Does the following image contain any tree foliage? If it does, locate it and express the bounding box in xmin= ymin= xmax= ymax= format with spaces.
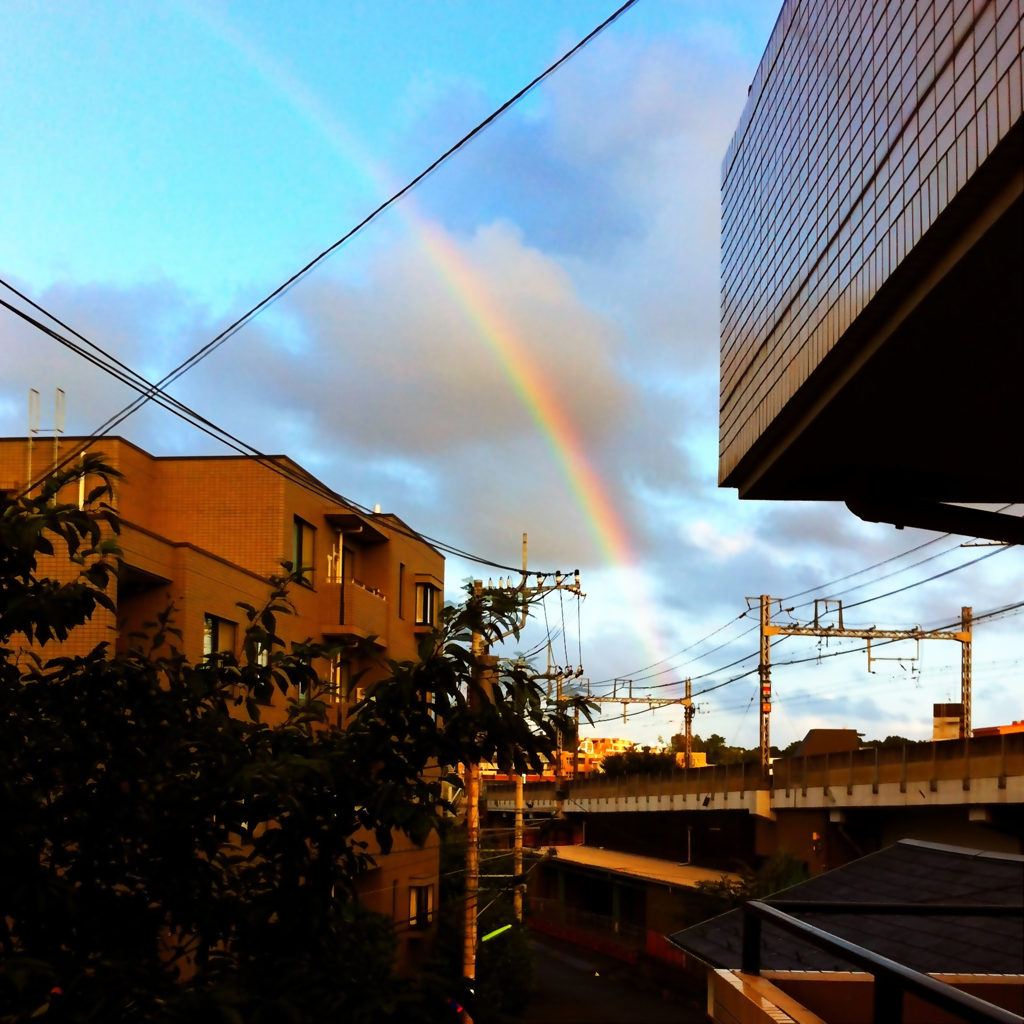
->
xmin=691 ymin=849 xmax=810 ymax=909
xmin=0 ymin=458 xmax=588 ymax=1023
xmin=600 ymin=747 xmax=677 ymax=776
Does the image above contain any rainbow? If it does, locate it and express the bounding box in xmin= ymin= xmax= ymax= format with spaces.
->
xmin=414 ymin=221 xmax=632 ymax=566
xmin=183 ymin=3 xmax=665 ymax=665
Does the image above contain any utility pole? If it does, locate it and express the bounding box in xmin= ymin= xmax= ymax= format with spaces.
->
xmin=758 ymin=595 xmax=772 ymax=784
xmin=463 ymin=579 xmax=483 ymax=1022
xmin=582 ymin=676 xmax=692 ymax=722
xmin=572 ymin=705 xmax=580 ymax=781
xmin=962 ymin=606 xmax=972 ymax=737
xmin=751 ymin=595 xmax=974 ymax=771
xmin=683 ymin=678 xmax=695 ymax=769
xmin=471 ymin=545 xmax=584 ymax=937
xmin=513 ymin=535 xmax=526 ymax=923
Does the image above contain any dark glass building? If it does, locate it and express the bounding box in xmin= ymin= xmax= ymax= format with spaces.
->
xmin=719 ymin=0 xmax=1022 ymax=539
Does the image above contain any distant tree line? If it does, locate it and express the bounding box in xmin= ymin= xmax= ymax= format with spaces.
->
xmin=601 ymin=731 xmax=919 ymax=775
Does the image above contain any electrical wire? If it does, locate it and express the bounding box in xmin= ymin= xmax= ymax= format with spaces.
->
xmin=590 ymin=612 xmax=750 ymax=685
xmin=577 ymin=593 xmax=583 ymax=672
xmin=0 ymin=291 xmax=577 ymax=575
xmin=583 ymin=600 xmax=1024 ymax=723
xmin=780 ymin=534 xmax=951 ymax=600
xmin=600 ymin=508 xmax=1018 ymax=686
xmin=558 ymin=587 xmax=570 ymax=669
xmin=622 ymin=544 xmax=1017 ymax=698
xmin=5 ymin=0 xmax=640 ymax=503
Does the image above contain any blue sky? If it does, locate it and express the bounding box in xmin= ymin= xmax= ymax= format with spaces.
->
xmin=2 ymin=1 xmax=1020 ymax=748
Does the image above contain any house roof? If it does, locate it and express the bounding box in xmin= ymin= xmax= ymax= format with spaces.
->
xmin=790 ymin=728 xmax=862 ymax=757
xmin=542 ymin=845 xmax=742 ymax=890
xmin=669 ymin=840 xmax=1024 ymax=974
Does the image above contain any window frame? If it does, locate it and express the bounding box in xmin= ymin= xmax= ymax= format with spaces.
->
xmin=414 ymin=582 xmax=438 ymax=626
xmin=408 ymin=883 xmax=434 ymax=929
xmin=203 ymin=613 xmax=237 ymax=658
xmin=292 ymin=515 xmax=317 ymax=587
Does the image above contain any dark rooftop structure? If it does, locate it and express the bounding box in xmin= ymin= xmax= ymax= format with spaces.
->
xmin=669 ymin=838 xmax=1024 ymax=974
xmin=789 ymin=728 xmax=863 ymax=758
xmin=719 ymin=0 xmax=1024 ymax=541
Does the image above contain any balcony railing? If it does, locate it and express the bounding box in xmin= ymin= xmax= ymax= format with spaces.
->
xmin=321 ymin=579 xmax=388 ymax=646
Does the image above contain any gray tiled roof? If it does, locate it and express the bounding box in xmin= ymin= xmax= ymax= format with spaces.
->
xmin=668 ymin=840 xmax=1024 ymax=974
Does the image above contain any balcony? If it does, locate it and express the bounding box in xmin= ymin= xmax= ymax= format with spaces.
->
xmin=321 ymin=579 xmax=388 ymax=647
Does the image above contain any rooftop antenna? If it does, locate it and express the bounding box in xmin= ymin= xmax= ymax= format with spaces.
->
xmin=27 ymin=389 xmax=40 ymax=496
xmin=27 ymin=389 xmax=65 ymax=500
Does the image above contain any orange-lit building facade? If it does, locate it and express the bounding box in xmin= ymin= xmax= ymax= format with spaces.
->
xmin=0 ymin=434 xmax=444 ymax=970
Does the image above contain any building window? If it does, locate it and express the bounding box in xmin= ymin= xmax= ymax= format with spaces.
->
xmin=415 ymin=583 xmax=438 ymax=626
xmin=328 ymin=658 xmax=351 ymax=704
xmin=203 ymin=614 xmax=237 ymax=658
xmin=398 ymin=563 xmax=406 ymax=619
xmin=293 ymin=516 xmax=316 ymax=586
xmin=409 ymin=884 xmax=434 ymax=929
xmin=253 ymin=644 xmax=273 ymax=704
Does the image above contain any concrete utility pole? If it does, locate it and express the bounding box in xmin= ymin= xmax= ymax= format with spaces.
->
xmin=683 ymin=678 xmax=695 ymax=769
xmin=513 ymin=535 xmax=527 ymax=923
xmin=752 ymin=595 xmax=975 ymax=772
xmin=758 ymin=595 xmax=772 ymax=784
xmin=554 ymin=668 xmax=565 ymax=818
xmin=962 ymin=606 xmax=972 ymax=737
xmin=462 ymin=580 xmax=483 ymax=1022
xmin=469 ymin=543 xmax=584 ymax=944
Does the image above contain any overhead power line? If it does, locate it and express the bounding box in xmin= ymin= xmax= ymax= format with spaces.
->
xmin=602 ymin=515 xmax=1018 ymax=692
xmin=602 ymin=528 xmax=997 ymax=686
xmin=1 ymin=0 xmax=641 ymax=575
xmin=7 ymin=0 xmax=639 ymax=496
xmin=601 ymin=545 xmax=1017 ymax=700
xmin=780 ymin=534 xmax=951 ymax=601
xmin=0 ymin=289 xmax=556 ymax=574
xmin=586 ymin=599 xmax=1024 ymax=724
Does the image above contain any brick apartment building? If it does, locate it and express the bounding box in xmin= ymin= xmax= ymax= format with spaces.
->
xmin=0 ymin=434 xmax=445 ymax=970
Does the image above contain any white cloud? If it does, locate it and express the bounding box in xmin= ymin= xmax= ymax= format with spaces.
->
xmin=687 ymin=520 xmax=753 ymax=559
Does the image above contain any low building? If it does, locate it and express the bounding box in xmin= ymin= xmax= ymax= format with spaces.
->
xmin=527 ymin=844 xmax=742 ymax=971
xmin=0 ymin=434 xmax=444 ymax=970
xmin=934 ymin=702 xmax=967 ymax=740
xmin=670 ymin=839 xmax=1024 ymax=1022
xmin=976 ymin=719 xmax=1024 ymax=737
xmin=481 ymin=735 xmax=635 ymax=780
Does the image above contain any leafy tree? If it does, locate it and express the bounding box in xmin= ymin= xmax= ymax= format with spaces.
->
xmin=600 ymin=746 xmax=677 ymax=776
xmin=859 ymin=735 xmax=913 ymax=748
xmin=692 ymin=850 xmax=810 ymax=909
xmin=666 ymin=732 xmax=761 ymax=766
xmin=0 ymin=457 xmax=588 ymax=1023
